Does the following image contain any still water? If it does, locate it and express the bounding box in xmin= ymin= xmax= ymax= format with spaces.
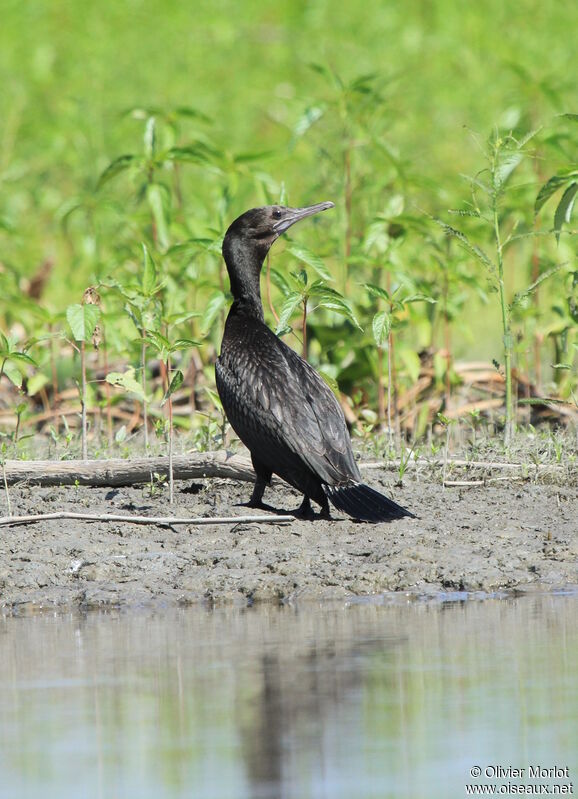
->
xmin=1 ymin=593 xmax=576 ymax=799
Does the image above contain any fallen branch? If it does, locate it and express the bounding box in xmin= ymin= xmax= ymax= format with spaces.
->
xmin=364 ymin=458 xmax=566 ymax=474
xmin=443 ymin=476 xmax=525 ymax=487
xmin=2 ymin=451 xmax=255 ymax=487
xmin=0 ymin=510 xmax=294 ymax=528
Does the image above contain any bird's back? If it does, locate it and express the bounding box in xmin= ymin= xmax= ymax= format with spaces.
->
xmin=216 ymin=311 xmax=361 ymax=493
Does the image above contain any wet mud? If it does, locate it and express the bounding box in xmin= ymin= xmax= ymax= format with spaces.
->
xmin=1 ymin=468 xmax=576 ymax=610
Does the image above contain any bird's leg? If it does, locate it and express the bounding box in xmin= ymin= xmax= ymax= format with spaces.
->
xmin=246 ymin=474 xmax=269 ymax=508
xmin=292 ymin=495 xmax=317 ymax=520
xmin=244 ymin=458 xmax=276 ymax=510
xmin=318 ymin=494 xmax=332 ymax=520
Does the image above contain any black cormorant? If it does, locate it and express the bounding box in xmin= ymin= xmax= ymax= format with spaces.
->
xmin=215 ymin=202 xmax=414 ymax=522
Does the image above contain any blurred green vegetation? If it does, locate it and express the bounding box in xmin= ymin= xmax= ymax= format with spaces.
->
xmin=0 ymin=0 xmax=576 ymax=450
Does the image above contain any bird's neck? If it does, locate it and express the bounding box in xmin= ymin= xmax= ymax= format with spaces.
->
xmin=224 ymin=238 xmax=266 ymax=322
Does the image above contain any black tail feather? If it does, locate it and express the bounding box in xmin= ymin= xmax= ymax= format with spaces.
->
xmin=323 ymin=482 xmax=415 ymax=523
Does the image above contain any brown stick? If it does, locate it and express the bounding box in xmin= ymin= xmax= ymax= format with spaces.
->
xmin=363 ymin=458 xmax=566 ymax=474
xmin=1 ymin=452 xmax=256 ymax=487
xmin=0 ymin=510 xmax=294 ymax=528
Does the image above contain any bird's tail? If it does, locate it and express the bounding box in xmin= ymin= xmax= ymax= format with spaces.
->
xmin=323 ymin=482 xmax=415 ymax=523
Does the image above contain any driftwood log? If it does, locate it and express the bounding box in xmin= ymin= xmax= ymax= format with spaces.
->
xmin=1 ymin=452 xmax=256 ymax=487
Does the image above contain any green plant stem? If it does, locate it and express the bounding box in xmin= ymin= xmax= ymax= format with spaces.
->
xmin=442 ymin=423 xmax=451 ymax=484
xmin=377 ymin=346 xmax=386 ymax=426
xmin=166 ymin=355 xmax=174 ymax=505
xmin=344 ymin=144 xmax=352 ymax=291
xmin=492 ymin=200 xmax=514 ymax=445
xmin=302 ymin=300 xmax=308 ymax=361
xmin=81 ymin=340 xmax=88 ymax=460
xmin=102 ymin=327 xmax=113 ymax=449
xmin=1 ymin=460 xmax=12 ymax=517
xmin=49 ymin=323 xmax=58 ymax=400
xmin=443 ymin=260 xmax=452 ymax=409
xmin=141 ymin=338 xmax=149 ymax=451
xmin=387 ymin=338 xmax=393 ymax=449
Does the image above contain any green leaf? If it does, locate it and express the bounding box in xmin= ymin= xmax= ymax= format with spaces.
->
xmin=275 ymin=292 xmax=302 ymax=335
xmin=2 ymin=360 xmax=23 ymax=388
xmin=383 ymin=194 xmax=404 ymax=218
xmin=203 ymin=386 xmax=223 ymax=411
xmin=165 ymin=145 xmax=215 ymax=166
xmin=447 ymin=208 xmax=481 ymax=218
xmin=168 ymin=237 xmax=223 ymax=256
xmin=317 ymin=299 xmax=362 ymax=329
xmin=372 ymin=310 xmax=391 ymax=346
xmin=287 ymin=244 xmax=332 ymax=281
xmin=403 ymin=293 xmax=437 ymax=304
xmin=26 ymin=371 xmax=49 ymax=396
xmin=433 ymin=218 xmax=496 ymax=276
xmin=399 ymin=348 xmax=422 ymax=384
xmin=161 ymin=370 xmax=184 ymax=406
xmin=106 ymin=368 xmax=147 ymax=402
xmin=147 ymin=182 xmax=170 ymax=250
xmin=66 ymin=304 xmax=101 ymax=342
xmin=494 ymin=150 xmax=523 ymax=189
xmin=144 ymin=116 xmax=156 ymax=159
xmin=269 ymin=268 xmax=292 ymax=297
xmin=233 ymin=150 xmax=274 ymax=164
xmin=310 ymin=287 xmax=362 ymax=328
xmin=364 ymin=283 xmax=391 ymax=302
xmin=363 ymin=221 xmax=391 ymax=255
xmin=115 ymin=425 xmax=128 ymax=444
xmin=168 ymin=369 xmax=184 ymax=394
xmin=165 ymin=311 xmax=200 ymax=326
xmin=535 ymin=172 xmax=578 ymax=215
xmin=174 ymin=106 xmax=213 ymax=123
xmin=554 ymin=182 xmax=578 ymax=243
xmin=4 ymin=351 xmax=37 ymax=367
xmin=141 ymin=243 xmax=157 ymax=296
xmin=145 ymin=330 xmax=171 ymax=355
xmin=317 ymin=369 xmax=340 ymax=396
xmin=201 ymin=290 xmax=227 ymax=332
xmin=171 ymin=338 xmax=198 ymax=352
xmin=293 ymin=105 xmax=326 ymax=138
xmin=510 ymin=263 xmax=564 ymax=308
xmin=97 ymin=154 xmax=136 ymax=189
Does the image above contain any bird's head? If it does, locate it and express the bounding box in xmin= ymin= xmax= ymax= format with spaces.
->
xmin=222 ymin=201 xmax=334 ymax=267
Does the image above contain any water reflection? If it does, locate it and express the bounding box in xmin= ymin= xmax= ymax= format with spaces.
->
xmin=0 ymin=594 xmax=576 ymax=799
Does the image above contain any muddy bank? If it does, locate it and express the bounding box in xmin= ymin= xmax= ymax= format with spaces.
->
xmin=1 ymin=468 xmax=576 ymax=609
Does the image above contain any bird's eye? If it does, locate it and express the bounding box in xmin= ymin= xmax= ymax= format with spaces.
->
xmin=272 ymin=209 xmax=282 ymax=219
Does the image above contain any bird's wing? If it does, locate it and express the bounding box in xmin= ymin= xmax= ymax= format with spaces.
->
xmin=216 ymin=320 xmax=360 ymax=486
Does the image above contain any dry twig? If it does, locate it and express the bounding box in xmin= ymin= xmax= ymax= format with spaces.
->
xmin=0 ymin=510 xmax=294 ymax=528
